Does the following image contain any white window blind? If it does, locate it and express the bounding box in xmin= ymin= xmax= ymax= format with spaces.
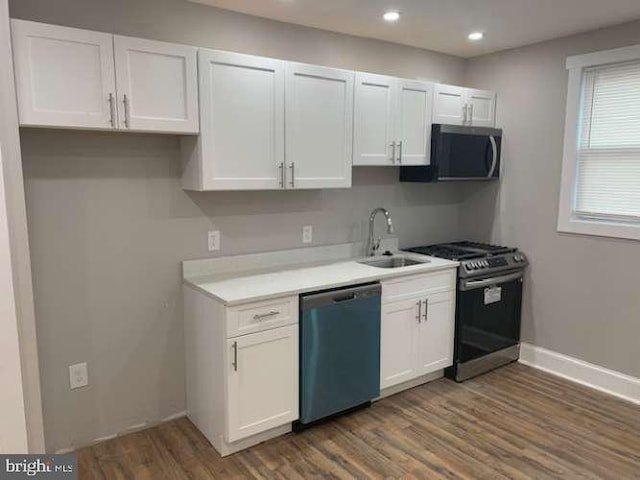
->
xmin=576 ymin=60 xmax=640 ymax=222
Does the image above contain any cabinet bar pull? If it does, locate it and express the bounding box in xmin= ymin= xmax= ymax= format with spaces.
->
xmin=108 ymin=93 xmax=115 ymax=127
xmin=279 ymin=162 xmax=285 ymax=188
xmin=232 ymin=341 xmax=238 ymax=371
xmin=423 ymin=299 xmax=428 ymax=320
xmin=416 ymin=300 xmax=421 ymax=323
xmin=123 ymin=94 xmax=131 ymax=128
xmin=462 ymin=104 xmax=468 ymax=125
xmin=289 ymin=162 xmax=295 ymax=188
xmin=253 ymin=311 xmax=280 ymax=320
xmin=390 ymin=141 xmax=397 ymax=163
xmin=398 ymin=140 xmax=403 ymax=164
xmin=469 ymin=104 xmax=474 ymax=124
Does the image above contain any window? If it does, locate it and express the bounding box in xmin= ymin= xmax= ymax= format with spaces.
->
xmin=558 ymin=45 xmax=640 ymax=240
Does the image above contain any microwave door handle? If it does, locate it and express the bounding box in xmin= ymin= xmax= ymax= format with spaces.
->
xmin=487 ymin=135 xmax=498 ymax=178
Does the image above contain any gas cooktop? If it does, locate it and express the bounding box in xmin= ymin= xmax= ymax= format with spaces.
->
xmin=404 ymin=241 xmax=526 ymax=278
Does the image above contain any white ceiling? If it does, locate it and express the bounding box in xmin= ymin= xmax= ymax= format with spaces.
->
xmin=189 ymin=0 xmax=640 ymax=57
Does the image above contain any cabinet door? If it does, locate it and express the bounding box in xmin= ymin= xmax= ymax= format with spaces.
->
xmin=380 ymin=298 xmax=420 ymax=389
xmin=417 ymin=291 xmax=455 ymax=375
xmin=466 ymin=88 xmax=496 ymax=127
xmin=432 ymin=83 xmax=466 ymax=126
xmin=226 ymin=325 xmax=298 ymax=443
xmin=353 ymin=72 xmax=396 ymax=166
xmin=114 ymin=36 xmax=198 ymax=133
xmin=11 ymin=20 xmax=116 ymax=130
xmin=395 ymin=79 xmax=433 ymax=166
xmin=199 ymin=49 xmax=285 ymax=190
xmin=285 ymin=63 xmax=353 ymax=189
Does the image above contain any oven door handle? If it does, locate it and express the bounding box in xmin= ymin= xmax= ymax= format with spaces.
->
xmin=460 ymin=271 xmax=524 ymax=291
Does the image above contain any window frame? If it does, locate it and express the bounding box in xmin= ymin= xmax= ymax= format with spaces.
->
xmin=558 ymin=44 xmax=640 ymax=241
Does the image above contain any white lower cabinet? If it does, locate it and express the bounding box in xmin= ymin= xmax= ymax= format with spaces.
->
xmin=380 ymin=272 xmax=456 ymax=390
xmin=226 ymin=325 xmax=299 ymax=443
xmin=184 ymin=287 xmax=299 ymax=456
xmin=381 ymin=298 xmax=420 ymax=388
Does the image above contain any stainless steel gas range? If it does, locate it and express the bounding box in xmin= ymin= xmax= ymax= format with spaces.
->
xmin=405 ymin=241 xmax=528 ymax=382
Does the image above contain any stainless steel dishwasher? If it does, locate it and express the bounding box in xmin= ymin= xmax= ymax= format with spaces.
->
xmin=297 ymin=282 xmax=381 ymax=428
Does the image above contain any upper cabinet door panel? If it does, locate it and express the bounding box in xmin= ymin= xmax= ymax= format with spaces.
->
xmin=285 ymin=63 xmax=353 ymax=189
xmin=466 ymin=88 xmax=496 ymax=127
xmin=432 ymin=83 xmax=466 ymax=126
xmin=11 ymin=20 xmax=116 ymax=130
xmin=114 ymin=36 xmax=198 ymax=133
xmin=353 ymin=72 xmax=396 ymax=166
xmin=395 ymin=79 xmax=433 ymax=166
xmin=199 ymin=50 xmax=285 ymax=190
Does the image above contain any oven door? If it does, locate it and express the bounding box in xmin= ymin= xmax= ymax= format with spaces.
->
xmin=432 ymin=124 xmax=502 ymax=180
xmin=455 ymin=270 xmax=523 ymax=364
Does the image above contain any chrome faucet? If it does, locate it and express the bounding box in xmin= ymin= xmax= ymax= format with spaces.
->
xmin=366 ymin=207 xmax=394 ymax=256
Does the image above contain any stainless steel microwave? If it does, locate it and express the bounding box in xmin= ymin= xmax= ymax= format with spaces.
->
xmin=400 ymin=124 xmax=502 ymax=182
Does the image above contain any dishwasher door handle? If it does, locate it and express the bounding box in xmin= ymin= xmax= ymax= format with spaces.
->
xmin=333 ymin=293 xmax=357 ymax=303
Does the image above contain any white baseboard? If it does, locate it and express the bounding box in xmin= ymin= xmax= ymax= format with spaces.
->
xmin=519 ymin=343 xmax=640 ymax=405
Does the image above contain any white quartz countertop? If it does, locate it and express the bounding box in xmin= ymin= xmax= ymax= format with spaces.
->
xmin=184 ymin=252 xmax=458 ymax=306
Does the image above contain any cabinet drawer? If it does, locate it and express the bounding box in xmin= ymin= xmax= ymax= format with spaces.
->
xmin=226 ymin=296 xmax=298 ymax=338
xmin=382 ymin=270 xmax=455 ymax=304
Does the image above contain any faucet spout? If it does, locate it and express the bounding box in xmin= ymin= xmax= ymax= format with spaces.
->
xmin=366 ymin=207 xmax=394 ymax=256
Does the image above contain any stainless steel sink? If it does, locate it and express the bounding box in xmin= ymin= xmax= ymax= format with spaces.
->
xmin=358 ymin=255 xmax=429 ymax=269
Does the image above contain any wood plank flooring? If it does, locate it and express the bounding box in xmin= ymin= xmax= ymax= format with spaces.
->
xmin=77 ymin=363 xmax=640 ymax=479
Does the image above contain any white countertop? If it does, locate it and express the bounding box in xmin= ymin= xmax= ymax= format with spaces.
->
xmin=184 ymin=252 xmax=458 ymax=306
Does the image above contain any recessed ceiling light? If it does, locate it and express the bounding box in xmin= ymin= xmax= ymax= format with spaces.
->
xmin=468 ymin=32 xmax=484 ymax=41
xmin=383 ymin=11 xmax=401 ymax=22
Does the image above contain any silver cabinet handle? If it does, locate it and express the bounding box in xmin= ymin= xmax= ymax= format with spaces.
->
xmin=416 ymin=300 xmax=421 ymax=323
xmin=462 ymin=104 xmax=468 ymax=125
xmin=289 ymin=162 xmax=295 ymax=188
xmin=469 ymin=103 xmax=474 ymax=125
xmin=232 ymin=341 xmax=238 ymax=371
xmin=253 ymin=311 xmax=279 ymax=320
xmin=279 ymin=162 xmax=285 ymax=188
xmin=108 ymin=93 xmax=116 ymax=127
xmin=398 ymin=140 xmax=403 ymax=164
xmin=422 ymin=299 xmax=428 ymax=321
xmin=123 ymin=94 xmax=130 ymax=128
xmin=390 ymin=141 xmax=397 ymax=163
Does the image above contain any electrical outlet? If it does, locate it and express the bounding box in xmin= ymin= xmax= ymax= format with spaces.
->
xmin=208 ymin=230 xmax=220 ymax=251
xmin=302 ymin=225 xmax=313 ymax=244
xmin=69 ymin=362 xmax=88 ymax=390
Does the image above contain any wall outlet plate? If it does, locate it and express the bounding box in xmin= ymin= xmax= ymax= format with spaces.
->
xmin=302 ymin=225 xmax=312 ymax=243
xmin=208 ymin=230 xmax=220 ymax=251
xmin=69 ymin=362 xmax=88 ymax=390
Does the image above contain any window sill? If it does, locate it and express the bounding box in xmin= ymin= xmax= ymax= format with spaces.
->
xmin=557 ymin=216 xmax=640 ymax=241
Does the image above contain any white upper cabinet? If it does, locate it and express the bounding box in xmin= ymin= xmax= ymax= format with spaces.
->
xmin=185 ymin=49 xmax=285 ymax=191
xmin=113 ymin=36 xmax=198 ymax=133
xmin=353 ymin=73 xmax=396 ymax=166
xmin=285 ymin=63 xmax=353 ymax=189
xmin=11 ymin=20 xmax=198 ymax=133
xmin=11 ymin=20 xmax=116 ymax=130
xmin=432 ymin=84 xmax=467 ymax=126
xmin=433 ymin=83 xmax=496 ymax=127
xmin=353 ymin=73 xmax=432 ymax=166
xmin=395 ymin=79 xmax=433 ymax=166
xmin=466 ymin=88 xmax=496 ymax=127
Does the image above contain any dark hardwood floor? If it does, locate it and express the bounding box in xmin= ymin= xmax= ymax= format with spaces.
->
xmin=77 ymin=363 xmax=640 ymax=479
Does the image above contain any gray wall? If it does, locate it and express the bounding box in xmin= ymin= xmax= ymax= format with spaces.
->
xmin=11 ymin=0 xmax=467 ymax=452
xmin=462 ymin=20 xmax=640 ymax=378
